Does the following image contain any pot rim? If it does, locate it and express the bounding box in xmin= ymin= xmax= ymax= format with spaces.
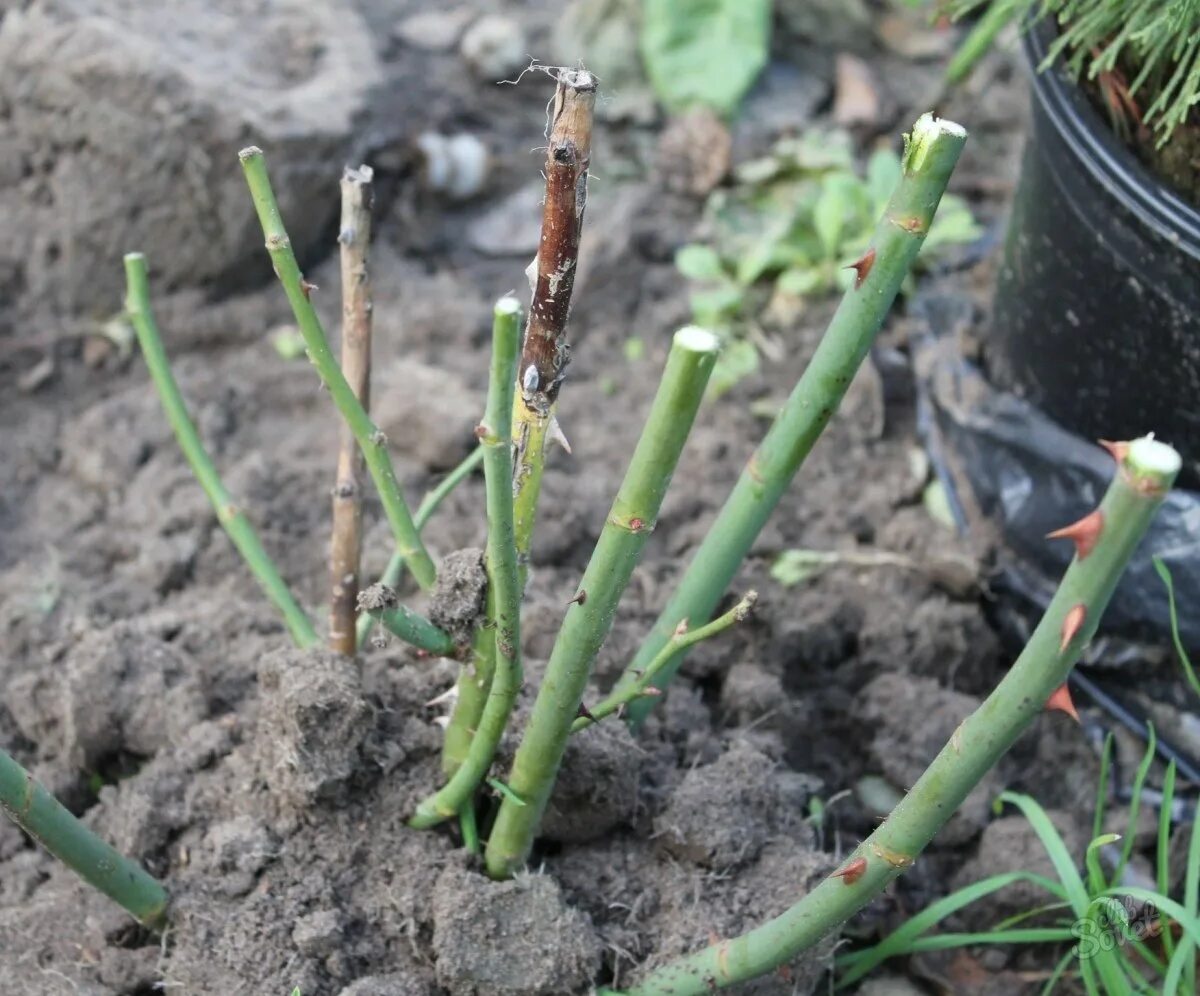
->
xmin=1023 ymin=18 xmax=1200 ymax=262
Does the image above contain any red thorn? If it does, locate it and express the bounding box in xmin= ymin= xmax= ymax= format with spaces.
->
xmin=845 ymin=248 xmax=876 ymax=289
xmin=1047 ymin=509 xmax=1105 ymax=560
xmin=1099 ymin=439 xmax=1130 ymax=464
xmin=1045 ymin=683 xmax=1080 ymax=723
xmin=1059 ymin=604 xmax=1087 ymax=653
xmin=832 ymin=857 xmax=867 ymax=885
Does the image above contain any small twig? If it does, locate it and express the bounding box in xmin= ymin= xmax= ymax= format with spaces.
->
xmin=329 ymin=165 xmax=375 ymax=655
xmin=410 ymin=297 xmax=523 ymax=828
xmin=0 ymin=744 xmax=167 ymax=926
xmin=123 ymin=253 xmax=318 ymax=648
xmin=238 ymin=147 xmax=437 ymax=590
xmin=582 ymin=593 xmax=757 ymax=732
xmin=571 ymin=592 xmax=758 ymax=733
xmin=356 ymin=584 xmax=458 ymax=658
xmin=355 ymin=445 xmax=485 ymax=649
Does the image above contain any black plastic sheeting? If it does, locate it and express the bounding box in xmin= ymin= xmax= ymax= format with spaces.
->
xmin=912 ymin=294 xmax=1200 ymax=651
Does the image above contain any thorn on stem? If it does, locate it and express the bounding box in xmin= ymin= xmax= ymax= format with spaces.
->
xmin=300 ymin=278 xmax=318 ymax=298
xmin=567 ymin=589 xmax=587 ymax=606
xmin=673 ymin=618 xmax=690 ymax=637
xmin=832 ymin=857 xmax=867 ymax=885
xmin=845 ymin=248 xmax=876 ymax=289
xmin=1045 ymin=683 xmax=1080 ymax=723
xmin=1047 ymin=509 xmax=1105 ymax=560
xmin=1059 ymin=604 xmax=1087 ymax=653
xmin=1099 ymin=439 xmax=1130 ymax=464
xmin=576 ymin=702 xmax=598 ymax=723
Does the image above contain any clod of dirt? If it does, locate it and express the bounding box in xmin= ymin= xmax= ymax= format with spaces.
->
xmin=458 ymin=14 xmax=527 ymax=81
xmin=655 ymin=740 xmax=816 ymax=870
xmin=541 ymin=720 xmax=640 ymax=843
xmin=338 ymin=973 xmax=431 ymax=996
xmin=432 ymin=863 xmax=601 ymax=996
xmin=373 ymin=360 xmax=481 ymax=471
xmin=429 ymin=547 xmax=488 ymax=646
xmin=856 ymin=672 xmax=999 ymax=845
xmin=357 ymin=582 xmax=399 ymax=612
xmin=951 ymin=811 xmax=1090 ymax=927
xmin=7 ymin=620 xmax=205 ymax=770
xmin=200 ymin=815 xmax=280 ymax=898
xmin=293 ymin=908 xmax=344 ymax=957
xmin=255 ymin=646 xmax=373 ymax=807
xmin=0 ymin=0 xmax=381 ymax=321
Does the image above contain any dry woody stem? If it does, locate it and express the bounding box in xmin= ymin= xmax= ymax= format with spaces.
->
xmin=238 ymin=147 xmax=437 ymax=591
xmin=329 ymin=165 xmax=375 ymax=655
xmin=123 ymin=253 xmax=318 ymax=648
xmin=603 ymin=437 xmax=1179 ymax=996
xmin=512 ymin=68 xmax=597 ymax=586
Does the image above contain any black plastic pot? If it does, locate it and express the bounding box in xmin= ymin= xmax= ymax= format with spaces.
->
xmin=988 ymin=20 xmax=1200 ymax=485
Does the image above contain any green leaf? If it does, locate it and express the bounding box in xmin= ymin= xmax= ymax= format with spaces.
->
xmin=771 ymin=549 xmax=837 ymax=587
xmin=866 ymin=148 xmax=902 ymax=211
xmin=1154 ymin=555 xmax=1200 ymax=699
xmin=835 ymin=870 xmax=1068 ymax=987
xmin=623 ymin=337 xmax=645 ymax=362
xmin=706 ymin=337 xmax=758 ymax=398
xmin=776 ymin=266 xmax=826 ymax=297
xmin=675 ymin=244 xmax=726 ymax=281
xmin=487 ymin=777 xmax=526 ymax=806
xmin=922 ymin=479 xmax=956 ymax=529
xmin=272 ymin=326 xmax=307 ymax=361
xmin=640 ymin=0 xmax=772 ymax=117
xmin=689 ymin=285 xmax=744 ymax=327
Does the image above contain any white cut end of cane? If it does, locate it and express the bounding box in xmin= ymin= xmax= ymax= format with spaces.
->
xmin=1128 ymin=436 xmax=1182 ymax=478
xmin=495 ymin=295 xmax=522 ymax=317
xmin=673 ymin=325 xmax=721 ymax=355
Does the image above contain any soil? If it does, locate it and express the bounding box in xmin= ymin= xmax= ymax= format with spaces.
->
xmin=0 ymin=3 xmax=1183 ymax=995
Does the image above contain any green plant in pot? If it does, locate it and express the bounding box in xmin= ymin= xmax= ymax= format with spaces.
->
xmin=949 ymin=0 xmax=1200 ymax=486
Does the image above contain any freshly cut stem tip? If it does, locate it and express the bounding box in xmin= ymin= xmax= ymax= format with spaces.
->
xmin=238 ymin=147 xmax=436 ymax=590
xmin=570 ymin=591 xmax=757 ymax=734
xmin=603 ymin=436 xmax=1178 ymax=996
xmin=616 ymin=112 xmax=968 ymax=728
xmin=0 ymin=745 xmax=167 ymax=926
xmin=123 ymin=253 xmax=318 ymax=648
xmin=329 ymin=164 xmax=375 ymax=655
xmin=411 ymin=298 xmax=523 ymax=827
xmin=484 ymin=326 xmax=719 ymax=878
xmin=355 ymin=446 xmax=485 ymax=649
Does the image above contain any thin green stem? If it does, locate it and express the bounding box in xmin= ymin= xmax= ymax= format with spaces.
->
xmin=442 ymin=615 xmax=497 ymax=777
xmin=123 ymin=253 xmax=318 ymax=648
xmin=0 ymin=745 xmax=167 ymax=926
xmin=618 ymin=113 xmax=969 ymax=728
xmin=237 ymin=147 xmax=436 ymax=590
xmin=409 ymin=297 xmax=522 ymax=828
xmin=362 ymin=601 xmax=458 ymax=657
xmin=484 ymin=327 xmax=720 ymax=878
xmin=602 ymin=437 xmax=1179 ymax=995
xmin=355 ymin=446 xmax=484 ymax=649
xmin=571 ymin=592 xmax=757 ymax=734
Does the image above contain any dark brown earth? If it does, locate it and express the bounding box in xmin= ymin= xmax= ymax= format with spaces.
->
xmin=0 ymin=3 xmax=1180 ymax=995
